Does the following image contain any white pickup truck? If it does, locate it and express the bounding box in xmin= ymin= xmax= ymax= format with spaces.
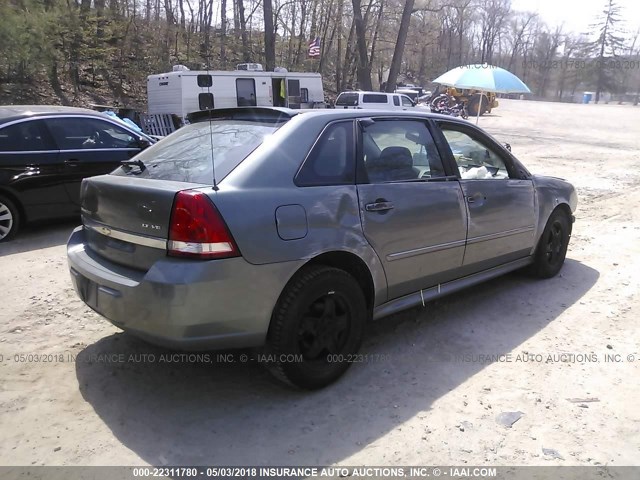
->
xmin=335 ymin=91 xmax=416 ymax=110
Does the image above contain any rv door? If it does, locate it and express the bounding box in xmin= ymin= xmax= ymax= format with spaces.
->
xmin=272 ymin=78 xmax=286 ymax=107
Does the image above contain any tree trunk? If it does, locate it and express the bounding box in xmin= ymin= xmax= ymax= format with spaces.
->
xmin=236 ymin=0 xmax=251 ymax=62
xmin=385 ymin=0 xmax=415 ymax=93
xmin=220 ymin=0 xmax=227 ymax=68
xmin=352 ymin=0 xmax=372 ymax=90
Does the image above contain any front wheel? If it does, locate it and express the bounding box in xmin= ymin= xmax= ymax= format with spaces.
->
xmin=529 ymin=209 xmax=571 ymax=278
xmin=266 ymin=265 xmax=367 ymax=389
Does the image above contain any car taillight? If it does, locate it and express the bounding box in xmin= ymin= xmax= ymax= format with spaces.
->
xmin=168 ymin=190 xmax=240 ymax=260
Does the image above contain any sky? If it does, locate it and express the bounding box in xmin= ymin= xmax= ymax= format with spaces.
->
xmin=511 ymin=0 xmax=640 ymax=38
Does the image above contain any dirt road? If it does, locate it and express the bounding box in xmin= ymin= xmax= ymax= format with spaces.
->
xmin=1 ymin=99 xmax=639 ymax=467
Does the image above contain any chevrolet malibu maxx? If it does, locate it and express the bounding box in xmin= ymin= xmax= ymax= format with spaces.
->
xmin=67 ymin=107 xmax=577 ymax=389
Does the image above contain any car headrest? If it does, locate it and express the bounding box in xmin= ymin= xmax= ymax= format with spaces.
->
xmin=378 ymin=146 xmax=413 ymax=168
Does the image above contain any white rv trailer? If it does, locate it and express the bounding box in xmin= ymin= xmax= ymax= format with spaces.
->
xmin=147 ymin=65 xmax=325 ymax=120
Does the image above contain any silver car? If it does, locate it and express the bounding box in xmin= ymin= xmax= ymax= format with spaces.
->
xmin=67 ymin=107 xmax=577 ymax=389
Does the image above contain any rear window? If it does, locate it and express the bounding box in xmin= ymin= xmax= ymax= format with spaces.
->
xmin=335 ymin=93 xmax=359 ymax=107
xmin=112 ymin=120 xmax=281 ymax=184
xmin=398 ymin=90 xmax=419 ymax=101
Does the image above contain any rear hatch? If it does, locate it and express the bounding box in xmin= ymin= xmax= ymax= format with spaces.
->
xmin=81 ymin=176 xmax=205 ymax=270
xmin=80 ymin=110 xmax=292 ymax=270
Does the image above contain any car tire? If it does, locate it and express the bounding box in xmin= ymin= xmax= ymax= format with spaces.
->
xmin=0 ymin=195 xmax=20 ymax=242
xmin=529 ymin=209 xmax=571 ymax=279
xmin=266 ymin=265 xmax=367 ymax=390
xmin=467 ymin=94 xmax=489 ymax=116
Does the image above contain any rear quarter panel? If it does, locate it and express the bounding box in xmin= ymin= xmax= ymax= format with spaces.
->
xmin=210 ymin=114 xmax=388 ymax=304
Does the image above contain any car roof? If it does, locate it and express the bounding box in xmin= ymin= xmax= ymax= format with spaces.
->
xmin=0 ymin=105 xmax=109 ymax=124
xmin=297 ymin=107 xmax=468 ymax=123
xmin=187 ymin=106 xmax=470 ymax=127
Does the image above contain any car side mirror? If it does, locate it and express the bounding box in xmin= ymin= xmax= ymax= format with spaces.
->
xmin=503 ymin=142 xmax=512 ymax=152
xmin=138 ymin=137 xmax=152 ymax=150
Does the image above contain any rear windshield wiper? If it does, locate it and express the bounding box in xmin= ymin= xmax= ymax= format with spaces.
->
xmin=121 ymin=159 xmax=147 ymax=173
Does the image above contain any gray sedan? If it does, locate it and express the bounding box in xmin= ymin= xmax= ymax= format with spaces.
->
xmin=67 ymin=107 xmax=577 ymax=389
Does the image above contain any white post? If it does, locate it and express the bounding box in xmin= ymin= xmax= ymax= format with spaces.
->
xmin=476 ymin=91 xmax=482 ymax=125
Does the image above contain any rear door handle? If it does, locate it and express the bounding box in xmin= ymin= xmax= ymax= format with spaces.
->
xmin=366 ymin=201 xmax=394 ymax=212
xmin=64 ymin=159 xmax=80 ymax=167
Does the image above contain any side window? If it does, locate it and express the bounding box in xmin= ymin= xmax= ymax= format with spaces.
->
xmin=287 ymin=79 xmax=300 ymax=97
xmin=300 ymin=88 xmax=309 ymax=103
xmin=362 ymin=94 xmax=389 ymax=104
xmin=0 ymin=120 xmax=55 ymax=152
xmin=45 ymin=118 xmax=138 ymax=150
xmin=393 ymin=96 xmax=400 ymax=106
xmin=401 ymin=95 xmax=413 ymax=107
xmin=295 ymin=121 xmax=354 ymax=186
xmin=236 ymin=78 xmax=257 ymax=106
xmin=440 ymin=127 xmax=509 ymax=179
xmin=362 ymin=120 xmax=446 ymax=183
xmin=335 ymin=93 xmax=359 ymax=107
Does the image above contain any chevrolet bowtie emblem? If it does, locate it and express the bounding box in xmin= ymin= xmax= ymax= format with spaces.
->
xmin=99 ymin=226 xmax=112 ymax=236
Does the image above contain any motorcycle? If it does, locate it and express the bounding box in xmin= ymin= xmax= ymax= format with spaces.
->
xmin=429 ymin=93 xmax=469 ymax=119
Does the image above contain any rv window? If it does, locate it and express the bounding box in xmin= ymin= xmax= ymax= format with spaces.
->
xmin=301 ymin=88 xmax=309 ymax=103
xmin=362 ymin=94 xmax=388 ymax=104
xmin=236 ymin=78 xmax=257 ymax=106
xmin=287 ymin=79 xmax=301 ymax=97
xmin=199 ymin=93 xmax=214 ymax=110
xmin=197 ymin=74 xmax=213 ymax=88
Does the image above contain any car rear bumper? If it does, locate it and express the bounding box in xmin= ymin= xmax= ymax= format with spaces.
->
xmin=67 ymin=226 xmax=301 ymax=350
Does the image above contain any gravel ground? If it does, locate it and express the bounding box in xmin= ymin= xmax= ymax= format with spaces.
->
xmin=0 ymin=99 xmax=639 ymax=467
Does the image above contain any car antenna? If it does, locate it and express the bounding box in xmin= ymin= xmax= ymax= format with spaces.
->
xmin=199 ymin=57 xmax=218 ymax=191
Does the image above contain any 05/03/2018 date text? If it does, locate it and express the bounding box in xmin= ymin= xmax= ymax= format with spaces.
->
xmin=522 ymin=59 xmax=640 ymax=70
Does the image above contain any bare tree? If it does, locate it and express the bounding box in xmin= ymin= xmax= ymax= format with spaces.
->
xmin=385 ymin=0 xmax=415 ymax=92
xmin=478 ymin=0 xmax=510 ymax=64
xmin=588 ymin=0 xmax=626 ymax=102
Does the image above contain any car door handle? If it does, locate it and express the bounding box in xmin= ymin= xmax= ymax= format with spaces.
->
xmin=366 ymin=201 xmax=394 ymax=212
xmin=466 ymin=194 xmax=486 ymax=204
xmin=64 ymin=159 xmax=80 ymax=166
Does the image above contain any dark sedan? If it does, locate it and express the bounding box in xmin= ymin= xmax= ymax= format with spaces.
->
xmin=0 ymin=105 xmax=154 ymax=241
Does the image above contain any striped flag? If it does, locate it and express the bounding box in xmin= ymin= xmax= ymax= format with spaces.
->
xmin=308 ymin=37 xmax=321 ymax=57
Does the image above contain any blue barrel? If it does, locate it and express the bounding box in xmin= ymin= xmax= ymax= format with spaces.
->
xmin=583 ymin=92 xmax=593 ymax=104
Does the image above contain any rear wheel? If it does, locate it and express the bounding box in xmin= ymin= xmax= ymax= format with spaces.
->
xmin=266 ymin=265 xmax=367 ymax=389
xmin=529 ymin=209 xmax=571 ymax=278
xmin=0 ymin=195 xmax=20 ymax=242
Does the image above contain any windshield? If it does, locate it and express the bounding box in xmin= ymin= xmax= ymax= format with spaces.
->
xmin=112 ymin=120 xmax=281 ymax=184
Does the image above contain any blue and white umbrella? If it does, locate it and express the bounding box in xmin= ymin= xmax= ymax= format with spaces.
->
xmin=433 ymin=64 xmax=531 ymax=123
